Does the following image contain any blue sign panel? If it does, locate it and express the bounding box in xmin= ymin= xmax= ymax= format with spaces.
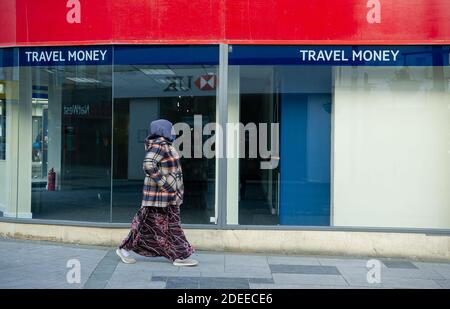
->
xmin=229 ymin=45 xmax=450 ymax=66
xmin=114 ymin=45 xmax=219 ymax=65
xmin=0 ymin=48 xmax=18 ymax=67
xmin=20 ymin=46 xmax=112 ymax=66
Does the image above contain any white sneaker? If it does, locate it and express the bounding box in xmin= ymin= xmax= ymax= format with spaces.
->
xmin=115 ymin=249 xmax=136 ymax=264
xmin=173 ymin=258 xmax=199 ymax=267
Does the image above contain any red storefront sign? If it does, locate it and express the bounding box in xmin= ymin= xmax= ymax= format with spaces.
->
xmin=1 ymin=0 xmax=450 ymax=47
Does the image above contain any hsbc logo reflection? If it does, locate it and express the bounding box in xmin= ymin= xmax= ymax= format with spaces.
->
xmin=163 ymin=75 xmax=217 ymax=92
xmin=195 ymin=75 xmax=216 ymax=91
xmin=164 ymin=76 xmax=193 ymax=92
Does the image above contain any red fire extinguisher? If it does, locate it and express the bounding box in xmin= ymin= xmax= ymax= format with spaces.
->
xmin=47 ymin=168 xmax=56 ymax=191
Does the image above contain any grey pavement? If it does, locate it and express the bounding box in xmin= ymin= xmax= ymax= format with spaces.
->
xmin=0 ymin=237 xmax=449 ymax=289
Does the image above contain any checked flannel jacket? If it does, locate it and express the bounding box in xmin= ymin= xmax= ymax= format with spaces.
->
xmin=141 ymin=136 xmax=184 ymax=207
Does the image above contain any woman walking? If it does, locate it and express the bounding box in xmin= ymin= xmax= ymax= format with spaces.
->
xmin=116 ymin=119 xmax=198 ymax=267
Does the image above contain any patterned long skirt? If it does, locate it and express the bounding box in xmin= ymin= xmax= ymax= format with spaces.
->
xmin=119 ymin=205 xmax=194 ymax=261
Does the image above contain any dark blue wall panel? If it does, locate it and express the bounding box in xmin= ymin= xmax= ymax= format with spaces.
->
xmin=280 ymin=93 xmax=331 ymax=226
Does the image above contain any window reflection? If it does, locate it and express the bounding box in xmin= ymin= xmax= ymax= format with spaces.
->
xmin=112 ymin=65 xmax=218 ymax=224
xmin=228 ymin=66 xmax=332 ymax=226
xmin=30 ymin=65 xmax=112 ymax=222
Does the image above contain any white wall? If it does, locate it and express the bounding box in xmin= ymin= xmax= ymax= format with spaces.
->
xmin=0 ymin=160 xmax=9 ymax=214
xmin=333 ymin=66 xmax=450 ymax=229
xmin=0 ymin=77 xmax=19 ymax=217
xmin=16 ymin=68 xmax=32 ymax=218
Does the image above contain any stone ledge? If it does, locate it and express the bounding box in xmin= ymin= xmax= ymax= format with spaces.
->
xmin=0 ymin=222 xmax=449 ymax=261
